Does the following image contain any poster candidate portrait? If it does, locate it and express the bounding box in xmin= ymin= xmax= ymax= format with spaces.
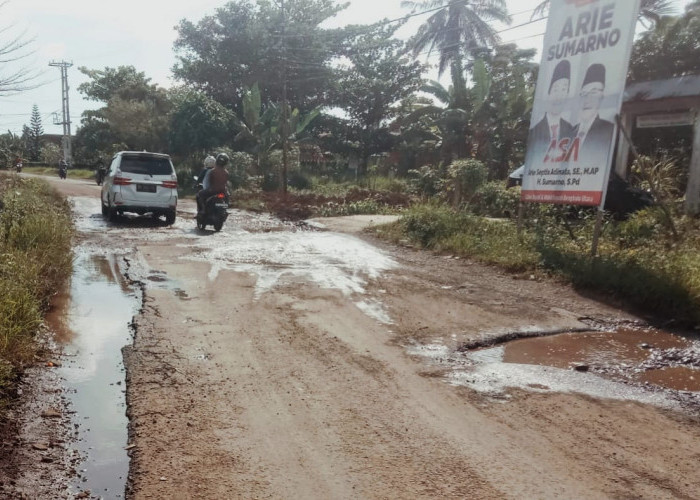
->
xmin=571 ymin=63 xmax=615 ymax=171
xmin=526 ymin=59 xmax=576 ymax=165
xmin=522 ymin=0 xmax=641 ymax=206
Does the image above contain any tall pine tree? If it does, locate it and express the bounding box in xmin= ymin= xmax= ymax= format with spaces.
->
xmin=28 ymin=104 xmax=43 ymax=161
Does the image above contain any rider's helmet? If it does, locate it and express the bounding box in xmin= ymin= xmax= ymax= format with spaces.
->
xmin=215 ymin=153 xmax=229 ymax=167
xmin=203 ymin=155 xmax=216 ymax=169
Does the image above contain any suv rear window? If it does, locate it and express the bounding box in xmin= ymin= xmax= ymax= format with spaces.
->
xmin=120 ymin=155 xmax=173 ymax=175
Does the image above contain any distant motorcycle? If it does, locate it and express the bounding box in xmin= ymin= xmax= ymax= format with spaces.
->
xmin=194 ymin=176 xmax=229 ymax=232
xmin=15 ymin=163 xmax=22 ymax=173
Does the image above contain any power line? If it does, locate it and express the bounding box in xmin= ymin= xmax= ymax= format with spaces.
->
xmin=273 ymin=1 xmax=542 ymax=42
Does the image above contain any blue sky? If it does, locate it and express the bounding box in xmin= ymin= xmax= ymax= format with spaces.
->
xmin=0 ymin=0 xmax=691 ymax=136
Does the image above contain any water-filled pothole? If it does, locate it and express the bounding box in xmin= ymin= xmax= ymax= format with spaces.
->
xmin=499 ymin=328 xmax=700 ymax=392
xmin=47 ymin=251 xmax=138 ymax=498
xmin=410 ymin=326 xmax=700 ymax=408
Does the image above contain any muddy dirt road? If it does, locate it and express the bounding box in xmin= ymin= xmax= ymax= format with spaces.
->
xmin=9 ymin=176 xmax=700 ymax=499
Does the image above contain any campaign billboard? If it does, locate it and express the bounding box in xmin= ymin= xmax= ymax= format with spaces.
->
xmin=522 ymin=0 xmax=641 ymax=206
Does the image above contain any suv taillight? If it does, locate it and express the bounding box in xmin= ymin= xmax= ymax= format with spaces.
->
xmin=161 ymin=180 xmax=178 ymax=189
xmin=113 ymin=176 xmax=132 ymax=185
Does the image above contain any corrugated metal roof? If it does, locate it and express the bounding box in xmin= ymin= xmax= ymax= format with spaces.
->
xmin=624 ymin=74 xmax=700 ymax=102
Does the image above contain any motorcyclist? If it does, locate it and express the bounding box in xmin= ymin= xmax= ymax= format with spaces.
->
xmin=195 ymin=155 xmax=217 ymax=193
xmin=58 ymin=159 xmax=67 ymax=179
xmin=196 ymin=153 xmax=229 ymax=217
xmin=95 ymin=159 xmax=107 ymax=185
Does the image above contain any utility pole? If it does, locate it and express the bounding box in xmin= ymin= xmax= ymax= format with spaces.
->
xmin=49 ymin=60 xmax=73 ymax=164
xmin=281 ymin=0 xmax=289 ymax=195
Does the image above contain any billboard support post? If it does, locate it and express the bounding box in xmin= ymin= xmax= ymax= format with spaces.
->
xmin=590 ymin=209 xmax=604 ymax=257
xmin=517 ymin=201 xmax=525 ymax=237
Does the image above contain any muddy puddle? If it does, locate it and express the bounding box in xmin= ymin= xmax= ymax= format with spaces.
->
xmin=48 ymin=250 xmax=139 ymax=498
xmin=409 ymin=326 xmax=700 ymax=410
xmin=500 ymin=328 xmax=700 ymax=392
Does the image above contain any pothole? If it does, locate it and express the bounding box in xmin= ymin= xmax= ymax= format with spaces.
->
xmin=408 ymin=325 xmax=700 ymax=410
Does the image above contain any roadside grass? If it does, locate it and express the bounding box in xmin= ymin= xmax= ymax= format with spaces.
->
xmin=22 ymin=166 xmax=95 ymax=180
xmin=370 ymin=202 xmax=700 ymax=325
xmin=0 ymin=174 xmax=73 ymax=399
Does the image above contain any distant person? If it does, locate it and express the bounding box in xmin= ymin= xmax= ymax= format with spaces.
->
xmin=526 ymin=59 xmax=576 ymax=165
xmin=573 ymin=63 xmax=615 ymax=169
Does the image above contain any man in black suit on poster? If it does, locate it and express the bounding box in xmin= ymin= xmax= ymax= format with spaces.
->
xmin=573 ymin=63 xmax=615 ymax=169
xmin=526 ymin=59 xmax=576 ymax=166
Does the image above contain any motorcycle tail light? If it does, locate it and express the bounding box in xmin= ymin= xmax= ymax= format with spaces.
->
xmin=113 ymin=176 xmax=132 ymax=185
xmin=216 ymin=193 xmax=225 ymax=199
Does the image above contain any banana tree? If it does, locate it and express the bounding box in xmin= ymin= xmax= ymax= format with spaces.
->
xmin=232 ymin=83 xmax=319 ymax=181
xmin=403 ymin=69 xmax=491 ymax=162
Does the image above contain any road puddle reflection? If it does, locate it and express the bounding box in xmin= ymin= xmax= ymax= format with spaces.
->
xmin=47 ymin=251 xmax=138 ymax=498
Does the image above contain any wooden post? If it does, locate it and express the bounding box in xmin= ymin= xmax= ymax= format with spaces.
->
xmin=590 ymin=209 xmax=604 ymax=257
xmin=516 ymin=201 xmax=524 ymax=238
xmin=614 ymin=112 xmax=633 ymax=178
xmin=281 ymin=0 xmax=289 ymax=196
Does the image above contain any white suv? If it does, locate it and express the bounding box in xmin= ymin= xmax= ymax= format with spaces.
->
xmin=101 ymin=151 xmax=178 ymax=224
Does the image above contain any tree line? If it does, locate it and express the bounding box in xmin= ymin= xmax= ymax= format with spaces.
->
xmin=10 ymin=0 xmax=699 ymax=183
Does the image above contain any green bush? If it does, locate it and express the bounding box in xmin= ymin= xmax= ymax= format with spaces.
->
xmin=471 ymin=182 xmax=520 ymax=218
xmin=400 ymin=203 xmax=459 ymax=247
xmin=612 ymin=207 xmax=664 ymax=246
xmin=408 ymin=165 xmax=443 ymax=198
xmin=447 ymin=159 xmax=488 ymax=206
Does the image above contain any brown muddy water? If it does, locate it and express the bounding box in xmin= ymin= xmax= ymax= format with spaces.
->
xmin=409 ymin=325 xmax=700 ymax=409
xmin=502 ymin=328 xmax=700 ymax=392
xmin=46 ymin=250 xmax=138 ymax=498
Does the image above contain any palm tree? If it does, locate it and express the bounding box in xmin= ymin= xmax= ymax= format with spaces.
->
xmin=402 ymin=0 xmax=510 ymax=106
xmin=532 ymin=0 xmax=675 ymax=27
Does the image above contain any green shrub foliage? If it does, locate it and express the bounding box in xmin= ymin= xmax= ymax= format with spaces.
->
xmin=0 ymin=175 xmax=73 ymax=394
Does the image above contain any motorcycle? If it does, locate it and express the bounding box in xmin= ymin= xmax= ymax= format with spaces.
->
xmin=194 ymin=176 xmax=229 ymax=232
xmin=58 ymin=166 xmax=67 ymax=179
xmin=14 ymin=163 xmax=22 ymax=173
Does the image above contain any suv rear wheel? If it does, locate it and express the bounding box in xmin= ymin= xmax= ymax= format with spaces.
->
xmin=165 ymin=210 xmax=176 ymax=225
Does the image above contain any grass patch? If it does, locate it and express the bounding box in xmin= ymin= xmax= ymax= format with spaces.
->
xmin=0 ymin=174 xmax=73 ymax=399
xmin=372 ymin=202 xmax=700 ymax=325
